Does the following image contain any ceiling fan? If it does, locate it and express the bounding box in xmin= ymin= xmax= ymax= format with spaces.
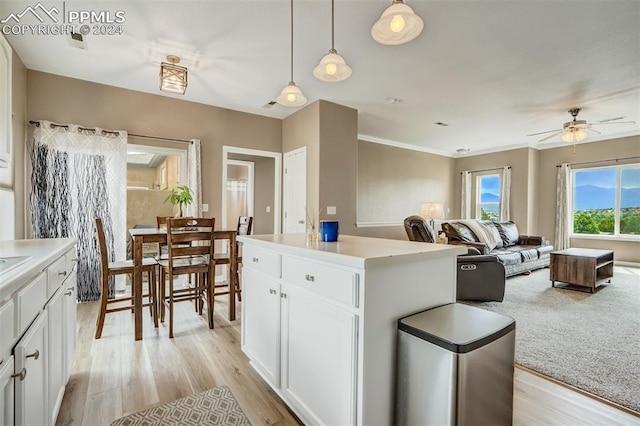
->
xmin=527 ymin=108 xmax=636 ymax=143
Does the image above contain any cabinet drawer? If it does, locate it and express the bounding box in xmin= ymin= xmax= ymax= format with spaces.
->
xmin=0 ymin=299 xmax=14 ymax=362
xmin=47 ymin=256 xmax=70 ymax=298
xmin=282 ymin=257 xmax=358 ymax=307
xmin=243 ymin=245 xmax=281 ymax=278
xmin=16 ymin=273 xmax=47 ymax=336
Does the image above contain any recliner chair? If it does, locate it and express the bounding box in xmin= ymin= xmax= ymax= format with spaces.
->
xmin=403 ymin=216 xmax=506 ymax=302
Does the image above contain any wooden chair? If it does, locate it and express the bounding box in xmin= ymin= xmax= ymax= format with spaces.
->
xmin=94 ymin=218 xmax=158 ymax=339
xmin=213 ymin=216 xmax=253 ymax=302
xmin=158 ymin=217 xmax=216 ymax=338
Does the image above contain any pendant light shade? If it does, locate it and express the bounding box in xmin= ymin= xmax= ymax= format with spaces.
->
xmin=276 ymin=81 xmax=307 ymax=107
xmin=277 ymin=0 xmax=307 ymax=107
xmin=314 ymin=0 xmax=352 ymax=82
xmin=371 ymin=0 xmax=424 ymax=46
xmin=159 ymin=55 xmax=188 ymax=95
xmin=561 ymin=128 xmax=588 ymax=143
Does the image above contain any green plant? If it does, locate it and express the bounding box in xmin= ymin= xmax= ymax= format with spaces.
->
xmin=165 ymin=185 xmax=193 ymax=217
xmin=573 ymin=212 xmax=599 ymax=234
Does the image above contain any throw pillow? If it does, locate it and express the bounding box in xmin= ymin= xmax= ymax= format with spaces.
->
xmin=482 ymin=221 xmax=503 ymax=249
xmin=495 ymin=221 xmax=520 ymax=246
xmin=442 ymin=222 xmax=478 ymax=242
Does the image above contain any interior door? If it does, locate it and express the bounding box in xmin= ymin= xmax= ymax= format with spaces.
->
xmin=283 ymin=148 xmax=307 ymax=233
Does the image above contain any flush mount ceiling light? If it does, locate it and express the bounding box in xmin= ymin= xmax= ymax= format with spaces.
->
xmin=159 ymin=55 xmax=188 ymax=95
xmin=276 ymin=0 xmax=307 ymax=107
xmin=371 ymin=0 xmax=424 ymax=46
xmin=313 ymin=0 xmax=352 ymax=82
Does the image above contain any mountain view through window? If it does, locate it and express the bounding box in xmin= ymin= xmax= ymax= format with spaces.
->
xmin=478 ymin=175 xmax=500 ymax=222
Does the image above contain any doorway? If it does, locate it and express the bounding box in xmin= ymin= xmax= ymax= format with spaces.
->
xmin=283 ymin=147 xmax=307 ymax=233
xmin=226 ymin=159 xmax=254 ymax=228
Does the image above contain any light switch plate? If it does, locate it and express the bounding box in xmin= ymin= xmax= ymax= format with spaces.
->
xmin=327 ymin=206 xmax=336 ymax=215
xmin=202 ymin=204 xmax=209 ymax=212
xmin=266 ymin=206 xmax=271 ymax=213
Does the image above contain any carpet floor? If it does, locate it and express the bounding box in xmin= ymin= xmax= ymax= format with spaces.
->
xmin=467 ymin=266 xmax=640 ymax=413
xmin=110 ymin=385 xmax=251 ymax=426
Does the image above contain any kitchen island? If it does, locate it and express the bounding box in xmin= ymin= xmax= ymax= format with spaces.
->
xmin=238 ymin=234 xmax=466 ymax=426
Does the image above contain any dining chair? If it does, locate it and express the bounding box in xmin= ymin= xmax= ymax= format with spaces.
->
xmin=94 ymin=218 xmax=158 ymax=339
xmin=158 ymin=217 xmax=216 ymax=338
xmin=213 ymin=216 xmax=253 ymax=302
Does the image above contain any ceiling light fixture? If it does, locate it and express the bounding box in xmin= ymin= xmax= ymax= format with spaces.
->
xmin=371 ymin=0 xmax=424 ymax=46
xmin=276 ymin=0 xmax=307 ymax=107
xmin=561 ymin=128 xmax=588 ymax=143
xmin=159 ymin=55 xmax=188 ymax=95
xmin=313 ymin=0 xmax=352 ymax=82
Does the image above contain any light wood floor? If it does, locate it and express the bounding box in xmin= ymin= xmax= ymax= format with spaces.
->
xmin=56 ymin=292 xmax=640 ymax=426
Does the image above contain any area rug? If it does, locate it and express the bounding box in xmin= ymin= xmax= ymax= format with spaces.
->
xmin=466 ymin=266 xmax=640 ymax=413
xmin=111 ymin=385 xmax=251 ymax=426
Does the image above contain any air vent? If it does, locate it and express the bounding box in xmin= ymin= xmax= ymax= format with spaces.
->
xmin=70 ymin=32 xmax=87 ymax=50
xmin=435 ymin=122 xmax=449 ymax=127
xmin=262 ymin=101 xmax=277 ymax=109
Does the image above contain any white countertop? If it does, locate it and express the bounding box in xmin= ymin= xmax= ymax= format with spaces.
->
xmin=0 ymin=238 xmax=77 ymax=299
xmin=238 ymin=234 xmax=466 ymax=268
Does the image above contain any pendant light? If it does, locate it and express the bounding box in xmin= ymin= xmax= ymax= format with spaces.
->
xmin=159 ymin=55 xmax=188 ymax=95
xmin=313 ymin=0 xmax=352 ymax=82
xmin=276 ymin=0 xmax=307 ymax=107
xmin=371 ymin=0 xmax=424 ymax=46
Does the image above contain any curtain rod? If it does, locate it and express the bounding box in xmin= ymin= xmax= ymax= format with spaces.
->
xmin=129 ymin=133 xmax=192 ymax=144
xmin=29 ymin=120 xmax=121 ymax=136
xmin=556 ymin=156 xmax=640 ymax=168
xmin=460 ymin=166 xmax=511 ymax=174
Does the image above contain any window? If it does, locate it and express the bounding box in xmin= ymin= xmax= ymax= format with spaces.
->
xmin=571 ymin=164 xmax=640 ymax=237
xmin=476 ymin=174 xmax=500 ymax=222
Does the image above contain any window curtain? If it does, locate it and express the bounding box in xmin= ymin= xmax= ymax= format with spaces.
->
xmin=461 ymin=170 xmax=472 ymax=219
xmin=29 ymin=121 xmax=127 ymax=302
xmin=186 ymin=139 xmax=202 ymax=218
xmin=499 ymin=166 xmax=511 ymax=221
xmin=555 ymin=163 xmax=571 ymax=250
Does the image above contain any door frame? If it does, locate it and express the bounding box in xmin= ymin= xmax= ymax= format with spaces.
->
xmin=283 ymin=146 xmax=307 ymax=233
xmin=222 ymin=146 xmax=282 ymax=233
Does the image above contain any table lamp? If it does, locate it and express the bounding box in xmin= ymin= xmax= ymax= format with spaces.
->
xmin=420 ymin=202 xmax=445 ymax=232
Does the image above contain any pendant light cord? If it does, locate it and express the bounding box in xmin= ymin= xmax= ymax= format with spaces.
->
xmin=290 ymin=0 xmax=294 ymax=83
xmin=331 ymin=0 xmax=335 ymax=50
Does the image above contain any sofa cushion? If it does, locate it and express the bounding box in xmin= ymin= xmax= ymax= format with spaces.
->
xmin=482 ymin=221 xmax=504 ymax=249
xmin=495 ymin=221 xmax=520 ymax=246
xmin=519 ymin=248 xmax=539 ymax=262
xmin=493 ymin=251 xmax=521 ymax=266
xmin=537 ymin=245 xmax=554 ymax=255
xmin=442 ymin=222 xmax=479 ymax=243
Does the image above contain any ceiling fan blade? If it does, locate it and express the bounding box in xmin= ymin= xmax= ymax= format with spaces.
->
xmin=598 ymin=116 xmax=626 ymax=123
xmin=591 ymin=120 xmax=637 ymax=126
xmin=586 ymin=127 xmax=602 ymax=135
xmin=527 ymin=128 xmax=563 ymax=137
xmin=538 ymin=131 xmax=564 ymax=142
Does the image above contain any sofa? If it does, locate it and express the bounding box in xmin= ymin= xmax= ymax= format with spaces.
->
xmin=404 ymin=215 xmax=506 ymax=302
xmin=441 ymin=220 xmax=553 ymax=277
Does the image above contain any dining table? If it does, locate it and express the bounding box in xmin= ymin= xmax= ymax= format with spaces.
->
xmin=129 ymin=227 xmax=238 ymax=341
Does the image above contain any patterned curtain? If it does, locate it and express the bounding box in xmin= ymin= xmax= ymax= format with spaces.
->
xmin=186 ymin=139 xmax=202 ymax=218
xmin=555 ymin=163 xmax=571 ymax=250
xmin=29 ymin=121 xmax=127 ymax=302
xmin=461 ymin=171 xmax=472 ymax=219
xmin=499 ymin=166 xmax=511 ymax=221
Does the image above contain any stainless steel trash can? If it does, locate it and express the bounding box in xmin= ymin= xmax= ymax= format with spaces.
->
xmin=395 ymin=303 xmax=515 ymax=426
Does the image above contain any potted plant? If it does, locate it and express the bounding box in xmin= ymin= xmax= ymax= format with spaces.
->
xmin=165 ymin=185 xmax=193 ymax=217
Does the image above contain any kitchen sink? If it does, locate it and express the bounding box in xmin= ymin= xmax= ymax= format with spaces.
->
xmin=0 ymin=256 xmax=32 ymax=276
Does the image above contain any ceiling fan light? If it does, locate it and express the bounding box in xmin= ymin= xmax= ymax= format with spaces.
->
xmin=371 ymin=1 xmax=424 ymax=45
xmin=561 ymin=131 xmax=575 ymax=143
xmin=313 ymin=51 xmax=352 ymax=82
xmin=575 ymin=129 xmax=588 ymax=141
xmin=276 ymin=82 xmax=307 ymax=107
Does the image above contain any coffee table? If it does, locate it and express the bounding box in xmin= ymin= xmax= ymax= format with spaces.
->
xmin=550 ymin=248 xmax=614 ymax=293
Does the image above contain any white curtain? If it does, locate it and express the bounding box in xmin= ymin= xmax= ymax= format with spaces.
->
xmin=29 ymin=120 xmax=127 ymax=301
xmin=186 ymin=139 xmax=202 ymax=218
xmin=461 ymin=170 xmax=472 ymax=219
xmin=555 ymin=163 xmax=571 ymax=250
xmin=499 ymin=166 xmax=511 ymax=221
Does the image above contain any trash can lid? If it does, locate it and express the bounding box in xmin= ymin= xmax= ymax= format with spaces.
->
xmin=398 ymin=303 xmax=515 ymax=354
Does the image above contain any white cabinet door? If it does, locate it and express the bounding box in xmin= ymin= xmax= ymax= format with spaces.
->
xmin=241 ymin=268 xmax=281 ymax=387
xmin=47 ymin=287 xmax=64 ymax=425
xmin=15 ymin=310 xmax=48 ymax=426
xmin=0 ymin=356 xmax=14 ymax=426
xmin=62 ymin=271 xmax=77 ymax=382
xmin=281 ymin=283 xmax=358 ymax=426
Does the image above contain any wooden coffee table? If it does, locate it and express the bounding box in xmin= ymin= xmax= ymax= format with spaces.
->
xmin=550 ymin=248 xmax=614 ymax=293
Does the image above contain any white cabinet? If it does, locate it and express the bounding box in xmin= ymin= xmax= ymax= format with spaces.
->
xmin=14 ymin=311 xmax=48 ymax=426
xmin=280 ymin=283 xmax=358 ymax=426
xmin=0 ymin=356 xmax=15 ymax=426
xmin=47 ymin=288 xmax=64 ymax=426
xmin=62 ymin=271 xmax=77 ymax=381
xmin=240 ymin=234 xmax=463 ymax=425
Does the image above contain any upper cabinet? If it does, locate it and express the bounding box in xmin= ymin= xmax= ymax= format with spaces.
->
xmin=0 ymin=34 xmax=11 ymax=169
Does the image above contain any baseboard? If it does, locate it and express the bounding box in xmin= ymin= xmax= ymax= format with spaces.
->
xmin=614 ymin=261 xmax=640 ymax=268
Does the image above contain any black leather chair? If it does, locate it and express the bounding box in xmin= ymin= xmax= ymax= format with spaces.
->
xmin=403 ymin=216 xmax=506 ymax=302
